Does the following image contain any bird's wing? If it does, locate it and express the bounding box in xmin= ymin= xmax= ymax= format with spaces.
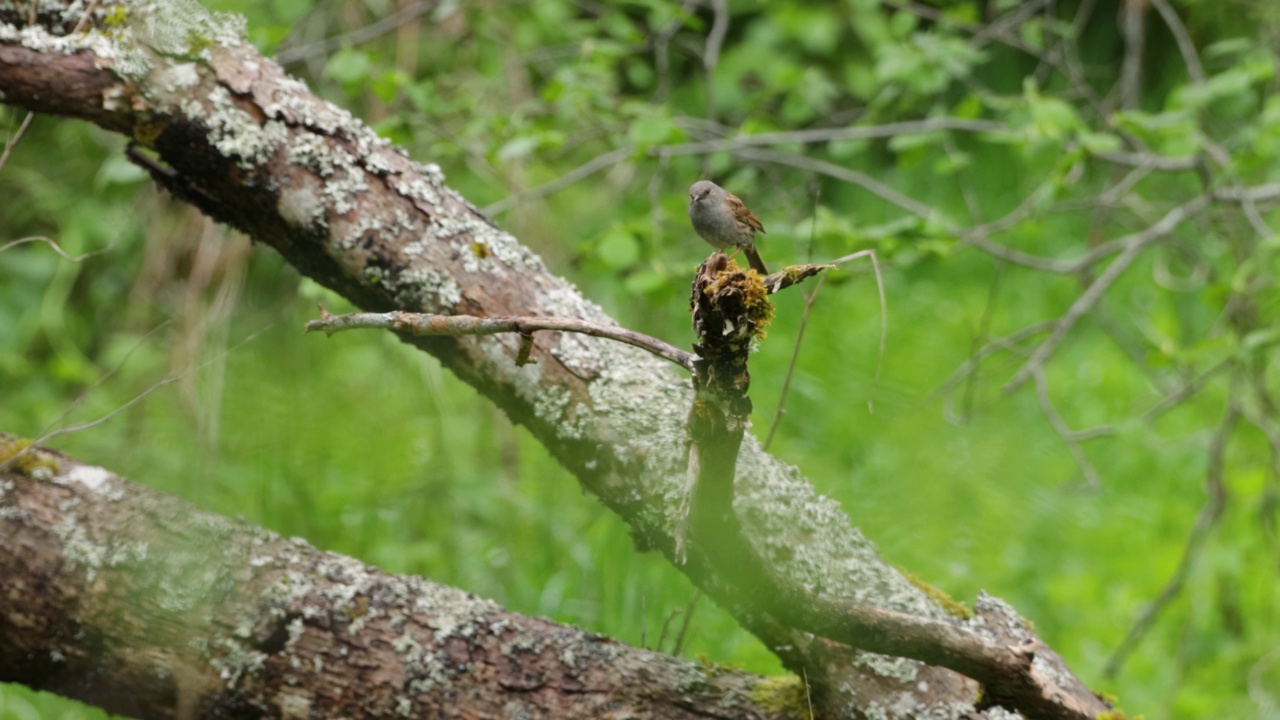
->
xmin=726 ymin=192 xmax=765 ymax=234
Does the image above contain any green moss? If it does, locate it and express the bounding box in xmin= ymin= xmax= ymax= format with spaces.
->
xmin=748 ymin=675 xmax=811 ymax=718
xmin=0 ymin=437 xmax=61 ymax=478
xmin=103 ymin=4 xmax=129 ymax=27
xmin=899 ymin=568 xmax=973 ymax=619
xmin=704 ymin=258 xmax=775 ymax=340
xmin=185 ymin=30 xmax=215 ymax=54
xmin=695 ymin=654 xmax=743 ymax=677
xmin=1096 ymin=710 xmax=1143 ymax=720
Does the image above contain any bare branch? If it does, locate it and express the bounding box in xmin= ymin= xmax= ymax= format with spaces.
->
xmin=1094 ymin=150 xmax=1199 ymax=171
xmin=764 ymin=274 xmax=826 ymax=452
xmin=275 ymin=1 xmax=442 ymax=65
xmin=304 ymin=308 xmax=697 ymax=372
xmin=659 ymin=117 xmax=1006 ymax=157
xmin=1149 ymin=0 xmax=1206 ymax=84
xmin=998 ymin=183 xmax=1280 ymax=393
xmin=0 ymin=109 xmax=33 ymax=173
xmin=831 ymin=249 xmax=887 ymax=411
xmin=1031 ymin=368 xmax=1108 ymax=489
xmin=734 ymin=147 xmax=941 ymax=222
xmin=482 ymin=146 xmax=633 ymax=215
xmin=1105 ymin=400 xmax=1238 ymax=677
xmin=0 ymin=235 xmax=113 ymax=262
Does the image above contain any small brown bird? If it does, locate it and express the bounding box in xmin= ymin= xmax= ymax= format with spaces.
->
xmin=688 ymin=180 xmax=768 ymax=275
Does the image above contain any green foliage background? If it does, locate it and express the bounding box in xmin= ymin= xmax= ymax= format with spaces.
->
xmin=2 ymin=1 xmax=1280 ymax=718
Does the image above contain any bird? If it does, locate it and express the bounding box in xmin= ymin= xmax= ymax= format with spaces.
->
xmin=688 ymin=180 xmax=768 ymax=275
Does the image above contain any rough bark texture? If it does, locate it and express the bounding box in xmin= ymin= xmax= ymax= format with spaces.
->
xmin=0 ymin=2 xmax=1109 ymax=719
xmin=0 ymin=437 xmax=798 ymax=720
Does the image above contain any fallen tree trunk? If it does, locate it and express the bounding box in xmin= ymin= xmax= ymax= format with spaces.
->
xmin=0 ymin=435 xmax=795 ymax=719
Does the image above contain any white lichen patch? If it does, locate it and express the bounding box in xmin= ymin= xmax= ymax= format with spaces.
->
xmin=861 ymin=692 xmax=973 ymax=720
xmin=390 ymin=267 xmax=462 ymax=311
xmin=156 ymin=61 xmax=200 ymax=92
xmin=477 ymin=228 xmax=543 ymax=273
xmin=276 ymin=688 xmax=313 ymax=720
xmin=391 ymin=631 xmax=453 ymax=693
xmin=277 ymin=180 xmax=326 ymax=231
xmin=285 ymin=616 xmax=306 ymax=647
xmin=194 ymin=86 xmax=288 ymax=169
xmin=262 ymin=84 xmax=356 ymax=137
xmin=4 ymin=22 xmax=127 ymax=73
xmin=973 ymin=592 xmax=1034 ymax=641
xmin=53 ymin=512 xmax=107 ymax=583
xmin=539 ymin=284 xmax=613 ymax=325
xmin=530 ymin=383 xmax=574 ymax=433
xmin=209 ymin=636 xmax=267 ymax=687
xmin=57 ymin=463 xmax=113 ymax=494
xmin=854 ymin=652 xmax=920 ymax=684
xmin=362 ymin=149 xmax=399 ymax=177
xmin=391 ymin=176 xmax=442 ymax=213
xmin=138 ymin=0 xmax=247 ymax=59
xmin=287 ymin=134 xmax=341 ymax=177
xmin=321 ymin=166 xmax=370 ymax=215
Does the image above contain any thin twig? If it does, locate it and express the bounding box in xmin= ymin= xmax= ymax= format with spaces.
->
xmin=658 ymin=117 xmax=1006 ymax=157
xmin=1003 ymin=195 xmax=1210 ymax=393
xmin=1 ymin=324 xmax=268 ymax=473
xmin=654 ymin=607 xmax=680 ymax=653
xmin=275 ymin=1 xmax=441 ymax=65
xmin=670 ymin=591 xmax=701 ymax=656
xmin=1149 ymin=0 xmax=1205 ymax=83
xmin=484 ymin=118 xmax=1009 ymax=215
xmin=930 ymin=321 xmax=1056 ymax=406
xmin=765 ymin=188 xmax=823 ymax=451
xmin=0 ymin=235 xmax=114 ymax=262
xmin=1141 ymin=358 xmax=1233 ymax=423
xmin=1094 ymin=151 xmax=1199 ymax=171
xmin=831 ymin=250 xmax=887 ymax=412
xmin=764 ymin=274 xmax=825 ymax=452
xmin=1004 ymin=183 xmax=1280 ymax=393
xmin=736 ymin=147 xmax=940 ymax=223
xmin=71 ymin=0 xmax=100 ymax=34
xmin=0 ymin=111 xmax=35 ymax=174
xmin=1032 ymin=368 xmax=1104 ymax=489
xmin=1247 ymin=646 xmax=1280 ymax=717
xmin=305 ymin=308 xmax=697 ymax=372
xmin=1104 ymin=400 xmax=1238 ymax=677
xmin=701 ymin=0 xmax=728 ymax=120
xmin=482 ymin=147 xmax=633 ymax=216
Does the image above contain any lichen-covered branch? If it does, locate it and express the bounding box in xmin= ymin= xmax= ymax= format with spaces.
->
xmin=304 ymin=306 xmax=696 ymax=372
xmin=0 ymin=3 xmax=1107 ymax=718
xmin=0 ymin=435 xmax=794 ymax=720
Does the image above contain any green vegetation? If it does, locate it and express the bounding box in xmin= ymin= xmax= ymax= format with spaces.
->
xmin=3 ymin=1 xmax=1279 ymax=718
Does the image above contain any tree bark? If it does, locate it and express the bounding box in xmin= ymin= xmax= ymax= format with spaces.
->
xmin=0 ymin=2 xmax=1109 ymax=718
xmin=0 ymin=435 xmax=796 ymax=719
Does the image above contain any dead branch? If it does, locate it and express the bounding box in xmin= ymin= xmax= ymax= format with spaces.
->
xmin=0 ymin=435 xmax=792 ymax=720
xmin=304 ymin=306 xmax=697 ymax=372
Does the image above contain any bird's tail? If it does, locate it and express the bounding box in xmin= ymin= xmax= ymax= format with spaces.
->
xmin=744 ymin=246 xmax=769 ymax=275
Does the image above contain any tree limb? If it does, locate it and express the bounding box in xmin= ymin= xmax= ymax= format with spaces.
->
xmin=0 ymin=3 xmax=1109 ymax=717
xmin=0 ymin=434 xmax=794 ymax=720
